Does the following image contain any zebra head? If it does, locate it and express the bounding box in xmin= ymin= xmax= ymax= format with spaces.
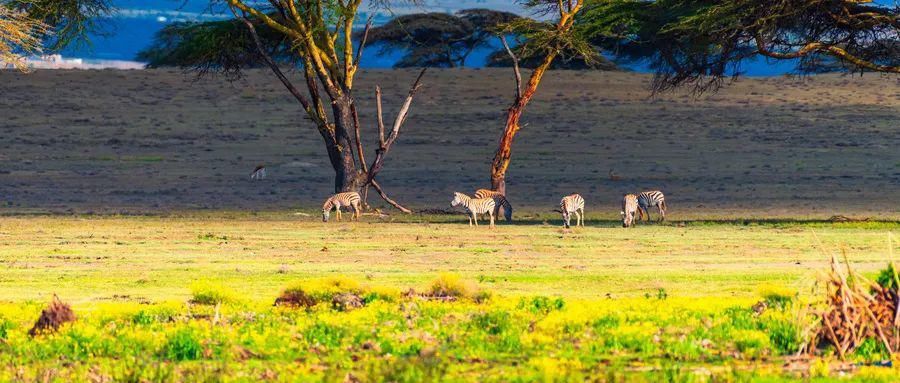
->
xmin=621 ymin=210 xmax=634 ymax=228
xmin=322 ymin=208 xmax=330 ymax=222
xmin=450 ymin=192 xmax=466 ymax=208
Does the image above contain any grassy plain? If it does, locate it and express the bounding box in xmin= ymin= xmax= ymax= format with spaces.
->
xmin=0 ymin=215 xmax=897 ymax=381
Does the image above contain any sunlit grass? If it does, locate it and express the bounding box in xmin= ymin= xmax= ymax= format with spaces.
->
xmin=0 ymin=215 xmax=896 ymax=381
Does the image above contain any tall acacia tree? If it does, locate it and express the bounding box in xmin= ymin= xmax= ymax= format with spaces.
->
xmin=219 ymin=0 xmax=425 ymax=211
xmin=489 ymin=0 xmax=594 ymax=194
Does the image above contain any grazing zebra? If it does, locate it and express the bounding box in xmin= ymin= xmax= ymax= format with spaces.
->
xmin=250 ymin=164 xmax=266 ymax=180
xmin=450 ymin=192 xmax=496 ymax=228
xmin=474 ymin=189 xmax=513 ymax=222
xmin=621 ymin=194 xmax=639 ymax=228
xmin=637 ymin=190 xmax=667 ymax=222
xmin=322 ymin=192 xmax=362 ymax=222
xmin=560 ymin=194 xmax=585 ymax=228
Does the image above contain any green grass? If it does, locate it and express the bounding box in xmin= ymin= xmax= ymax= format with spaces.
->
xmin=0 ymin=215 xmax=896 ymax=381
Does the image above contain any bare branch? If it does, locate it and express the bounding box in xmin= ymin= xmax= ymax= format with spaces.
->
xmin=500 ymin=35 xmax=522 ymax=100
xmin=366 ymin=68 xmax=427 ymax=186
xmin=355 ymin=16 xmax=374 ymax=68
xmin=375 ymin=86 xmax=386 ymax=147
xmin=370 ymin=179 xmax=413 ymax=214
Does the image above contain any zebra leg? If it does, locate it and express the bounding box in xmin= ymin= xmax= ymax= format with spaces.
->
xmin=472 ymin=212 xmax=479 ymax=226
xmin=352 ymin=202 xmax=360 ymax=221
xmin=577 ymin=209 xmax=584 ymax=227
xmin=489 ymin=211 xmax=495 ymax=228
xmin=659 ymin=205 xmax=666 ymax=222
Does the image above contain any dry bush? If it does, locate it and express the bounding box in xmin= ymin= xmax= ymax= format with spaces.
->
xmin=28 ymin=295 xmax=76 ymax=337
xmin=807 ymin=255 xmax=898 ymax=360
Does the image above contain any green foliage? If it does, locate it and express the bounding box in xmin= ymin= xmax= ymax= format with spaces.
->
xmin=6 ymin=0 xmax=113 ymax=51
xmin=367 ymin=9 xmax=520 ymax=68
xmin=578 ymin=0 xmax=900 ymax=93
xmin=163 ymin=327 xmax=203 ymax=361
xmin=876 ymin=263 xmax=898 ymax=291
xmin=136 ymin=17 xmax=292 ymax=78
xmin=517 ymin=296 xmax=565 ymax=315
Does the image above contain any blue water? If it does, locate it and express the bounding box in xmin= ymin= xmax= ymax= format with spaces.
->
xmin=62 ymin=0 xmax=892 ymax=74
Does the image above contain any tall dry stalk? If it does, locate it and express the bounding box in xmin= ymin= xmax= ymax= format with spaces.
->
xmin=0 ymin=6 xmax=48 ymax=71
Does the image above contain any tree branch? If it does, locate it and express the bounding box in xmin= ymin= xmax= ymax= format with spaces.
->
xmin=375 ymin=86 xmax=386 ymax=147
xmin=755 ymin=33 xmax=900 ymax=73
xmin=370 ymin=179 xmax=413 ymax=214
xmin=236 ymin=12 xmax=326 ymax=129
xmin=366 ymin=68 xmax=427 ymax=186
xmin=500 ymin=35 xmax=522 ymax=100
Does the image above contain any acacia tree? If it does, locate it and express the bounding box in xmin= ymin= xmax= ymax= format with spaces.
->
xmin=489 ymin=0 xmax=594 ymax=194
xmin=583 ymin=0 xmax=900 ymax=93
xmin=366 ymin=9 xmax=520 ymax=68
xmin=216 ymin=0 xmax=428 ymax=212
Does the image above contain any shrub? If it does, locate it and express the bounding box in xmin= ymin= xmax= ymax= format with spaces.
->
xmin=761 ymin=317 xmax=801 ymax=355
xmin=29 ymin=295 xmax=76 ymax=337
xmin=189 ymin=280 xmax=238 ymax=305
xmin=517 ymin=296 xmax=565 ymax=315
xmin=875 ymin=263 xmax=898 ymax=291
xmin=427 ymin=273 xmax=486 ymax=301
xmin=731 ymin=329 xmax=770 ymax=358
xmin=276 ymin=276 xmax=396 ymax=309
xmin=164 ymin=327 xmax=203 ymax=361
xmin=758 ymin=284 xmax=796 ymax=310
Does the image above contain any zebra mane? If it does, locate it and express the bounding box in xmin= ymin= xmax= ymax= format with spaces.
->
xmin=453 ymin=192 xmax=471 ymax=200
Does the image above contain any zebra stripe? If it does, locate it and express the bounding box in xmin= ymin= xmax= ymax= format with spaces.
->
xmin=637 ymin=190 xmax=667 ymax=222
xmin=323 ymin=192 xmax=362 ymax=222
xmin=474 ymin=189 xmax=513 ymax=222
xmin=560 ymin=194 xmax=585 ymax=228
xmin=621 ymin=194 xmax=639 ymax=228
xmin=451 ymin=192 xmax=496 ymax=227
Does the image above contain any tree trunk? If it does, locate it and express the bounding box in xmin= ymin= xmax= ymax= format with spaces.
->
xmin=330 ymin=95 xmax=361 ymax=193
xmin=490 ymin=52 xmax=558 ymax=195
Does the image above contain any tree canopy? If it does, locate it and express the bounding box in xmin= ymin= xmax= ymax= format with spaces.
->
xmin=0 ymin=6 xmax=46 ymax=70
xmin=137 ymin=17 xmax=293 ymax=78
xmin=366 ymin=9 xmax=520 ymax=68
xmin=580 ymin=0 xmax=900 ymax=92
xmin=1 ymin=0 xmax=113 ymax=70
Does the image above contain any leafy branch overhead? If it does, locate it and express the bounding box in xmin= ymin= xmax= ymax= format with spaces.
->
xmin=581 ymin=0 xmax=900 ymax=93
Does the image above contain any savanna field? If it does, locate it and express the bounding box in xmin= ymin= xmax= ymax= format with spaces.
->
xmin=0 ymin=70 xmax=898 ymax=381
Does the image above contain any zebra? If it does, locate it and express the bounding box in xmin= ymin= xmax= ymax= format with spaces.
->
xmin=621 ymin=194 xmax=639 ymax=228
xmin=637 ymin=190 xmax=667 ymax=222
xmin=559 ymin=194 xmax=585 ymax=228
xmin=322 ymin=192 xmax=362 ymax=222
xmin=474 ymin=189 xmax=513 ymax=222
xmin=450 ymin=192 xmax=496 ymax=227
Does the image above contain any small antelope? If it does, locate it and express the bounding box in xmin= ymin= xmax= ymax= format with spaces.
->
xmin=322 ymin=192 xmax=361 ymax=222
xmin=621 ymin=194 xmax=639 ymax=228
xmin=450 ymin=192 xmax=496 ymax=228
xmin=474 ymin=189 xmax=513 ymax=222
xmin=638 ymin=190 xmax=667 ymax=222
xmin=250 ymin=164 xmax=266 ymax=180
xmin=560 ymin=194 xmax=585 ymax=228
